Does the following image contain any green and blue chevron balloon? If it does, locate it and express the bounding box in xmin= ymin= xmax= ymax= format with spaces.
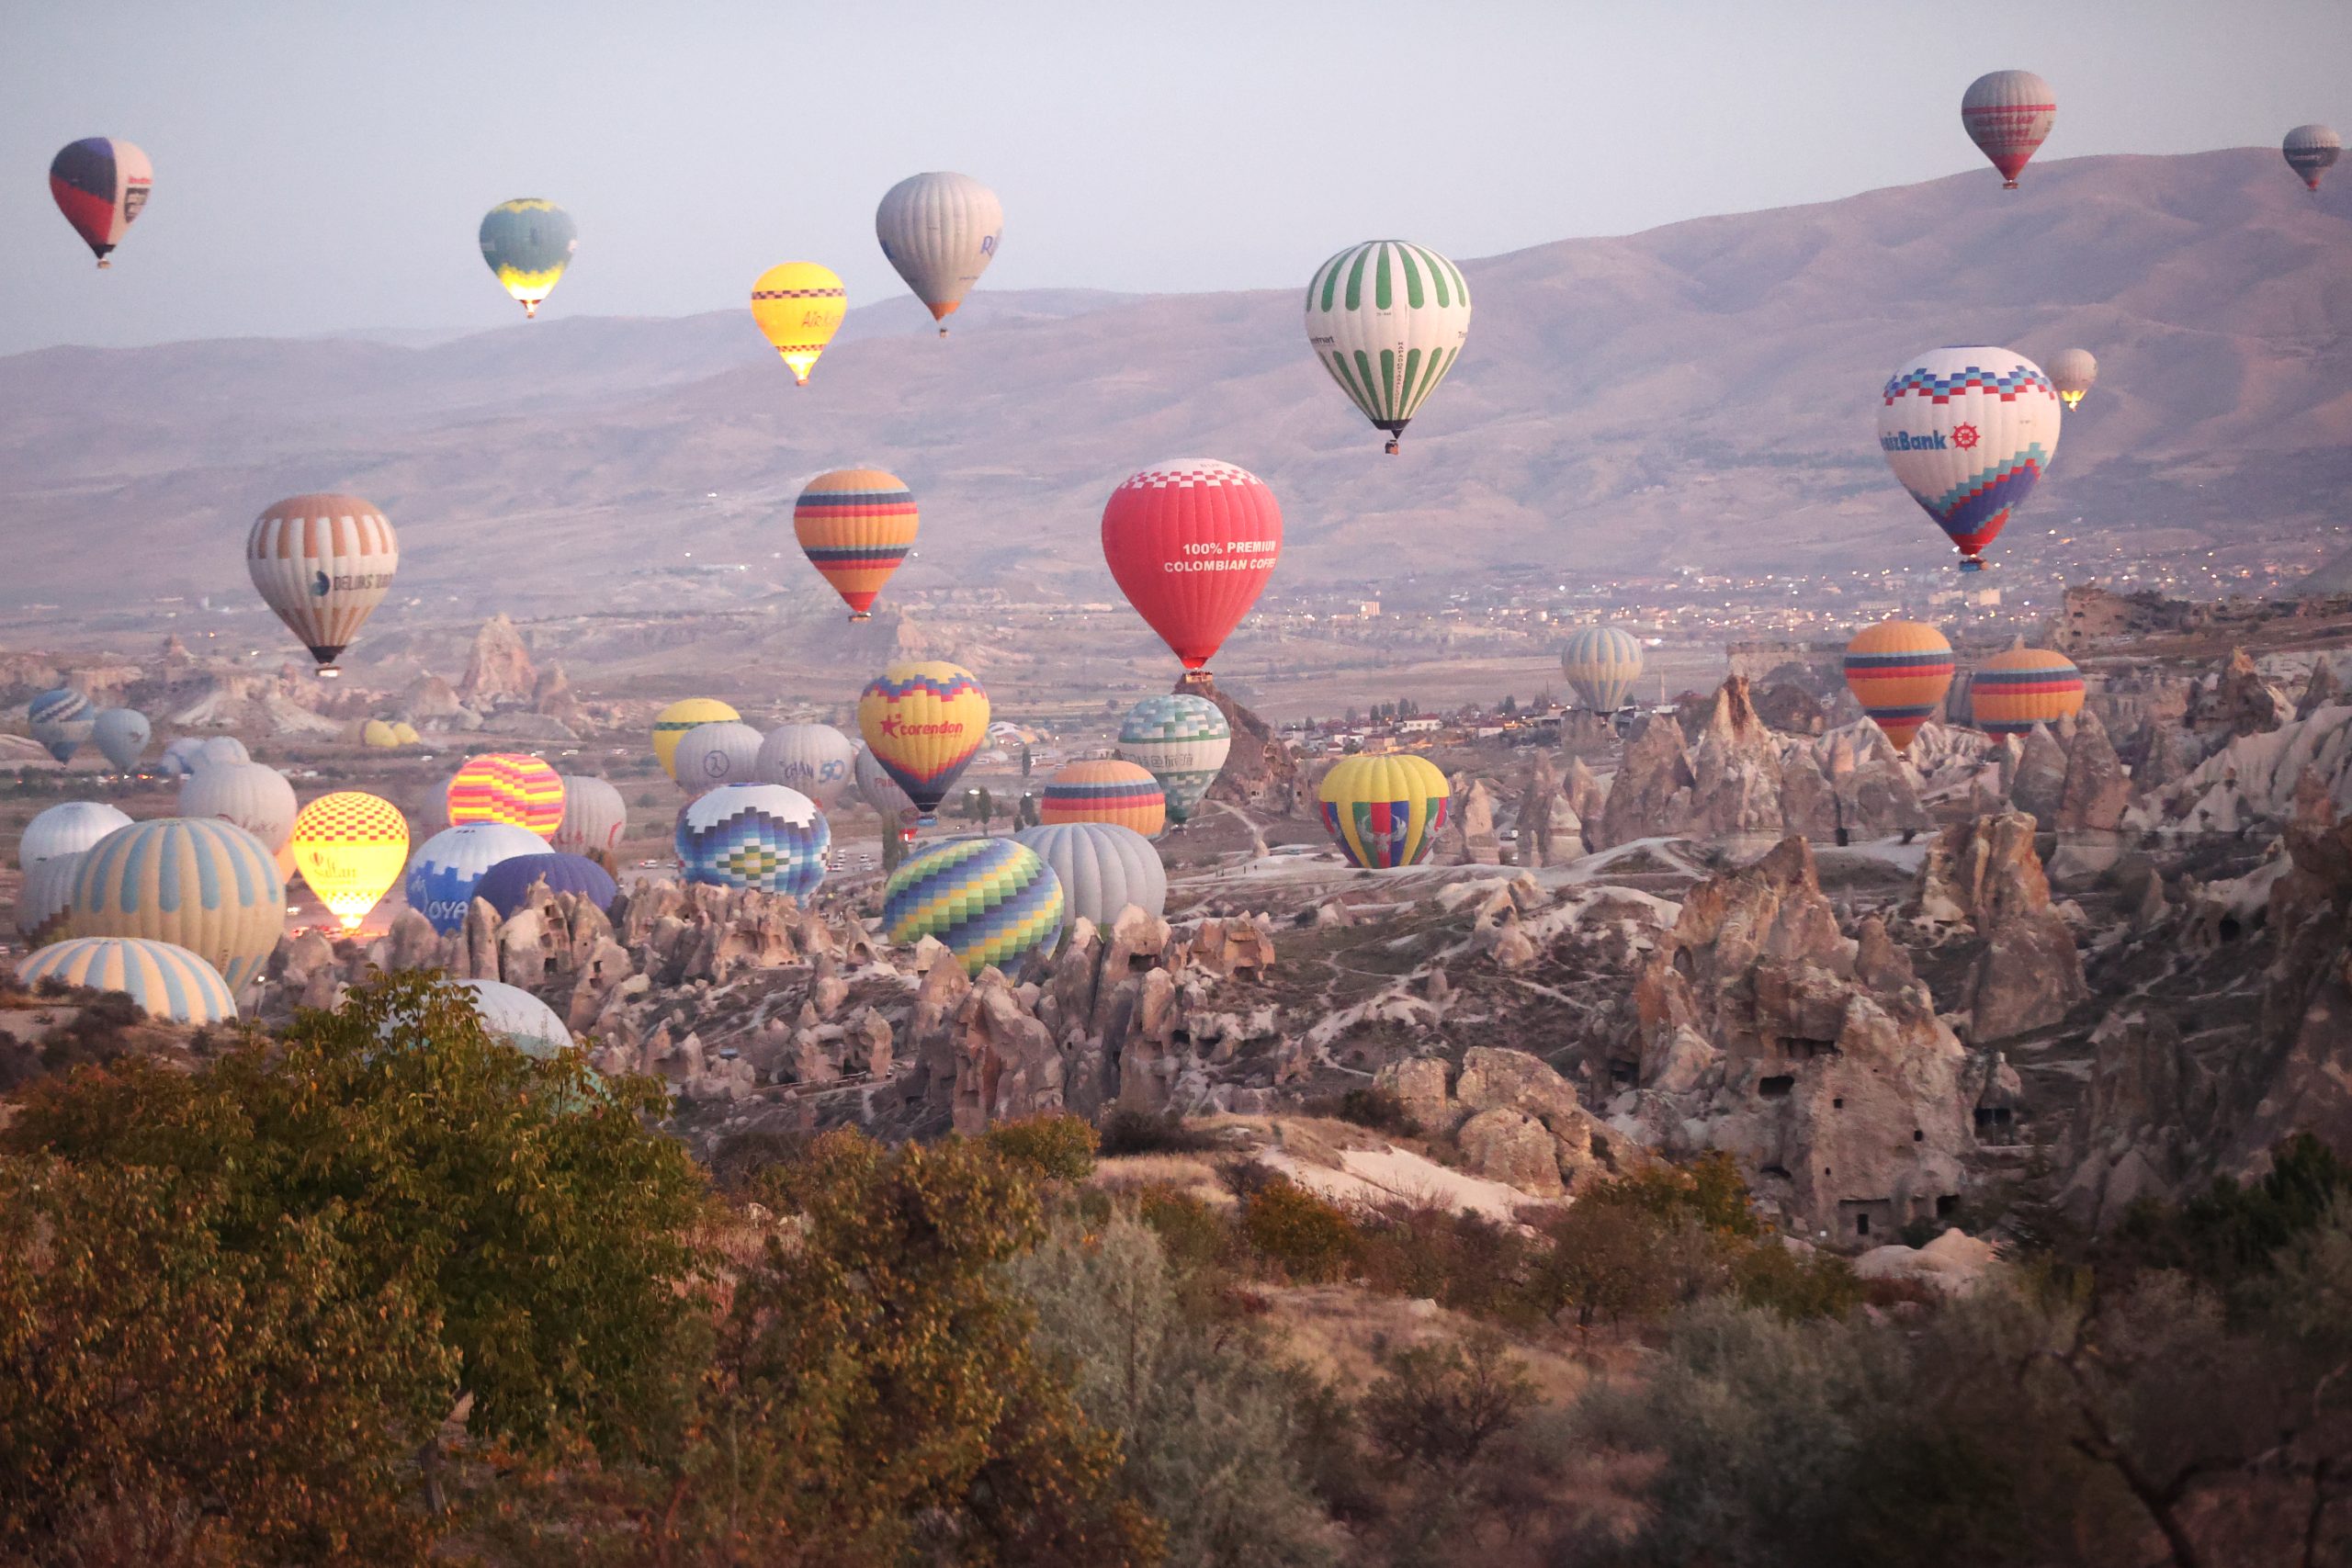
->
xmin=1116 ymin=694 xmax=1231 ymax=825
xmin=1303 ymin=240 xmax=1473 ymax=454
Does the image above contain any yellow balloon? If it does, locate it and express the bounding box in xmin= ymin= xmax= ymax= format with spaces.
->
xmin=752 ymin=262 xmax=848 ymax=385
xmin=1317 ymin=754 xmax=1451 ymax=870
xmin=290 ymin=792 xmax=410 ymax=931
xmin=362 ymin=718 xmax=399 ymax=748
xmin=652 ymin=697 xmax=740 ymax=780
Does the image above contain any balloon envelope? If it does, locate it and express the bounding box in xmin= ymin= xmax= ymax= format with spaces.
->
xmin=28 ymin=689 xmax=94 ymax=764
xmin=50 ymin=138 xmax=152 ymax=265
xmin=1117 ymin=694 xmax=1230 ymax=825
xmin=676 ymin=784 xmax=830 ymax=898
xmin=289 ymin=791 xmax=409 ymax=931
xmin=2284 ymin=124 xmax=2340 ymax=191
xmin=20 ymin=800 xmax=131 ymax=869
xmin=751 ymin=262 xmax=848 ymax=383
xmin=858 ymin=662 xmax=988 ymax=821
xmin=91 ymin=708 xmax=151 ymax=771
xmin=1878 ymin=346 xmax=2060 ymax=570
xmin=550 ymin=774 xmax=628 ymax=858
xmin=757 ymin=724 xmax=856 ymax=810
xmin=1843 ymin=621 xmax=1955 ymax=754
xmin=653 ymin=698 xmax=739 ymax=780
xmin=453 ymin=978 xmax=573 ymax=1059
xmin=2047 ymin=348 xmax=2098 ymax=410
xmin=1318 ymin=754 xmax=1451 ymax=870
xmin=1041 ymin=759 xmax=1166 ymax=838
xmin=179 ymin=761 xmax=298 ymax=853
xmin=1013 ymin=821 xmax=1166 ymax=937
xmin=854 ymin=745 xmax=921 ymax=832
xmin=471 ymin=852 xmax=618 ymax=919
xmin=198 ymin=737 xmax=250 ymax=769
xmin=16 ymin=937 xmax=237 ymax=1025
xmin=67 ymin=818 xmax=284 ymax=993
xmin=445 ymin=753 xmax=564 ymax=839
xmin=16 ymin=853 xmax=84 ymax=945
xmin=671 ymin=722 xmax=764 ymax=795
xmin=246 ymin=493 xmax=399 ymax=671
xmin=403 ymin=823 xmax=548 ymax=934
xmin=1101 ymin=459 xmax=1282 ymax=672
xmin=794 ymin=468 xmax=917 ymax=619
xmin=1972 ymin=648 xmax=2085 ymax=738
xmin=882 ymin=838 xmax=1062 ymax=976
xmin=875 ymin=172 xmax=1003 ymax=328
xmin=1961 ymin=70 xmax=2055 ymax=186
xmin=1304 ymin=240 xmax=1473 ymax=450
xmin=479 ymin=198 xmax=577 ymax=317
xmin=1560 ymin=626 xmax=1645 ymax=713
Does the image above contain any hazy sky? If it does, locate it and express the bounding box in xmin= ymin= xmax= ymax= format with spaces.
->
xmin=4 ymin=0 xmax=2346 ymax=352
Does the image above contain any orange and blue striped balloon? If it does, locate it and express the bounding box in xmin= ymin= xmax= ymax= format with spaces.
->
xmin=795 ymin=468 xmax=919 ymax=621
xmin=1972 ymin=647 xmax=2085 ymax=738
xmin=1041 ymin=759 xmax=1166 ymax=838
xmin=445 ymin=753 xmax=566 ymax=840
xmin=1842 ymin=620 xmax=1955 ymax=753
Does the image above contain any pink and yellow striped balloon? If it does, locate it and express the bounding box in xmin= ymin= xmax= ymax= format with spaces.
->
xmin=445 ymin=753 xmax=565 ymax=840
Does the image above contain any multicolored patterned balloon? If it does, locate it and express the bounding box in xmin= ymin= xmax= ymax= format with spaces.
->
xmin=676 ymin=784 xmax=830 ymax=899
xmin=289 ymin=792 xmax=409 ymax=931
xmin=882 ymin=838 xmax=1063 ymax=976
xmin=1972 ymin=648 xmax=2086 ymax=738
xmin=479 ymin=198 xmax=577 ymax=318
xmin=403 ymin=823 xmax=548 ymax=934
xmin=1117 ymin=694 xmax=1230 ymax=825
xmin=1560 ymin=626 xmax=1645 ymax=713
xmin=67 ymin=818 xmax=284 ymax=993
xmin=1041 ymin=759 xmax=1167 ymax=838
xmin=445 ymin=753 xmax=565 ymax=840
xmin=795 ymin=469 xmax=918 ymax=620
xmin=28 ymin=688 xmax=94 ymax=764
xmin=15 ymin=937 xmax=237 ymax=1024
xmin=1961 ymin=70 xmax=2055 ymax=188
xmin=1305 ymin=241 xmax=1473 ymax=453
xmin=1878 ymin=347 xmax=2061 ymax=571
xmin=1843 ymin=621 xmax=1955 ymax=754
xmin=652 ymin=698 xmax=740 ymax=780
xmin=858 ymin=662 xmax=988 ymax=822
xmin=1317 ymin=755 xmax=1451 ymax=870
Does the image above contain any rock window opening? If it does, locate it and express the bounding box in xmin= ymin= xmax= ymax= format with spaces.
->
xmin=1912 ymin=1129 xmax=1924 ymax=1142
xmin=2217 ymin=916 xmax=2243 ymax=942
xmin=1758 ymin=1075 xmax=1795 ymax=1099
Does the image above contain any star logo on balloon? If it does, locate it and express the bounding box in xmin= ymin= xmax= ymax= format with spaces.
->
xmin=1951 ymin=423 xmax=1981 ymax=451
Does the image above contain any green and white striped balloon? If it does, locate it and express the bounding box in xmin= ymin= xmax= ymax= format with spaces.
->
xmin=1304 ymin=240 xmax=1472 ymax=453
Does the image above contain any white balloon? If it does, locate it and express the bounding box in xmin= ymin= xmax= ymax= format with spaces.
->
xmin=179 ymin=761 xmax=299 ymax=854
xmin=19 ymin=801 xmax=132 ymax=869
xmin=1013 ymin=821 xmax=1167 ymax=936
xmin=550 ymin=774 xmax=628 ymax=857
xmin=671 ymin=721 xmax=764 ymax=795
xmin=875 ymin=171 xmax=1003 ymax=331
xmin=756 ymin=723 xmax=856 ymax=809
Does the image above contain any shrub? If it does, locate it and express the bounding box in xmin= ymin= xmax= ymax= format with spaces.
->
xmin=1360 ymin=1329 xmax=1538 ymax=1472
xmin=1136 ymin=1185 xmax=1237 ymax=1277
xmin=984 ymin=1111 xmax=1100 ymax=1183
xmin=1527 ymin=1198 xmax=1682 ymax=1333
xmin=1583 ymin=1148 xmax=1763 ymax=1239
xmin=1354 ymin=1201 xmax=1541 ymax=1322
xmin=1730 ymin=1240 xmax=1864 ymax=1321
xmin=1099 ymin=1107 xmax=1221 ymax=1156
xmin=1335 ymin=1085 xmax=1419 ymax=1136
xmin=1240 ymin=1177 xmax=1359 ymax=1283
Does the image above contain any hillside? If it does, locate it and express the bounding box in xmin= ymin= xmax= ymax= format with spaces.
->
xmin=4 ymin=147 xmax=2346 ymax=630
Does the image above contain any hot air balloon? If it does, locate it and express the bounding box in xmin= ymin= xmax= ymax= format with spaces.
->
xmin=391 ymin=722 xmax=421 ymax=746
xmin=445 ymin=753 xmax=565 ymax=839
xmin=1304 ymin=241 xmax=1474 ymax=453
xmin=15 ymin=938 xmax=238 ymax=1025
xmin=2284 ymin=124 xmax=2341 ymax=192
xmin=677 ymin=784 xmax=830 ymax=898
xmin=794 ymin=468 xmax=918 ymax=619
xmin=2047 ymin=348 xmax=2098 ymax=410
xmin=1971 ymin=647 xmax=2085 ymax=738
xmin=1101 ymin=459 xmax=1283 ymax=678
xmin=653 ymin=698 xmax=740 ymax=780
xmin=19 ymin=801 xmax=130 ymax=868
xmin=857 ymin=662 xmax=988 ymax=824
xmin=1317 ymin=754 xmax=1450 ymax=870
xmin=1013 ymin=821 xmax=1166 ymax=937
xmin=550 ymin=774 xmax=628 ymax=858
xmin=751 ymin=262 xmax=847 ymax=384
xmin=91 ymin=707 xmax=151 ymax=772
xmin=471 ymin=852 xmax=618 ymax=919
xmin=1961 ymin=70 xmax=2055 ymax=188
xmin=288 ymin=791 xmax=409 ymax=931
xmin=247 ymin=493 xmax=399 ymax=674
xmin=1559 ymin=626 xmax=1645 ymax=714
xmin=671 ymin=722 xmax=763 ymax=794
xmin=883 ymin=838 xmax=1062 ymax=976
xmin=1117 ymin=694 xmax=1230 ymax=826
xmin=403 ymin=823 xmax=547 ymax=934
xmin=757 ymin=724 xmax=856 ymax=809
xmin=27 ymin=689 xmax=94 ymax=764
xmin=157 ymin=737 xmax=209 ymax=777
xmin=1041 ymin=759 xmax=1167 ymax=838
xmin=197 ymin=737 xmax=250 ymax=769
xmin=875 ymin=172 xmax=1002 ymax=333
xmin=16 ymin=853 xmax=83 ymax=946
xmin=362 ymin=718 xmax=400 ymax=748
xmin=479 ymin=199 xmax=577 ymax=318
xmin=180 ymin=761 xmax=299 ymax=854
xmin=50 ymin=138 xmax=152 ymax=266
xmin=452 ymin=979 xmax=574 ymax=1058
xmin=1842 ymin=621 xmax=1955 ymax=754
xmin=67 ymin=818 xmax=284 ymax=993
xmin=1878 ymin=347 xmax=2061 ymax=571
xmin=854 ymin=744 xmax=921 ymax=836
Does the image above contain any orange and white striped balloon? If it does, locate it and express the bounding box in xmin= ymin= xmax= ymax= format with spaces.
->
xmin=246 ymin=493 xmax=399 ymax=674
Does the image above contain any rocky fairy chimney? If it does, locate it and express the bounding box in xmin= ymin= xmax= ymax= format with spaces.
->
xmin=458 ymin=613 xmax=537 ymax=705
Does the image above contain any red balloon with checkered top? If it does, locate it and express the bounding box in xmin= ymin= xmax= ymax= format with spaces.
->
xmin=1100 ymin=458 xmax=1282 ymax=683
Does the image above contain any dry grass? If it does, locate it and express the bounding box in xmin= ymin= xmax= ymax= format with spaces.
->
xmin=1258 ymin=1281 xmax=1593 ymax=1406
xmin=1088 ymin=1152 xmax=1232 ymax=1206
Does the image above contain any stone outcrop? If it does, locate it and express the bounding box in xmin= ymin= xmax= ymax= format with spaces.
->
xmin=1438 ymin=774 xmax=1502 ymax=865
xmin=1371 ymin=1045 xmax=1641 ymax=1197
xmin=2186 ymin=647 xmax=2290 ymax=747
xmin=1909 ymin=812 xmax=2087 ymax=1042
xmin=458 ymin=613 xmax=537 ymax=705
xmin=2053 ymin=711 xmax=2130 ymax=832
xmin=2008 ymin=726 xmax=2069 ymax=827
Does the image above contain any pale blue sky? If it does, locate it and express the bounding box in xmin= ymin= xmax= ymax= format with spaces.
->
xmin=3 ymin=0 xmax=2346 ymax=351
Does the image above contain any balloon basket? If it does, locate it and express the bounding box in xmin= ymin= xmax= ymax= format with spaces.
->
xmin=1384 ymin=439 xmax=1399 ymax=455
xmin=96 ymin=259 xmax=111 ymax=270
xmin=317 ymin=665 xmax=343 ymax=679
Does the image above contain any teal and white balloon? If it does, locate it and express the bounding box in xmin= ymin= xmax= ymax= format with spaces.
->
xmin=454 ymin=978 xmax=573 ymax=1058
xmin=92 ymin=708 xmax=151 ymax=772
xmin=1560 ymin=626 xmax=1645 ymax=713
xmin=1304 ymin=241 xmax=1473 ymax=453
xmin=1116 ymin=694 xmax=1231 ymax=825
xmin=28 ymin=689 xmax=94 ymax=764
xmin=14 ymin=937 xmax=240 ymax=1025
xmin=1013 ymin=821 xmax=1166 ymax=938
